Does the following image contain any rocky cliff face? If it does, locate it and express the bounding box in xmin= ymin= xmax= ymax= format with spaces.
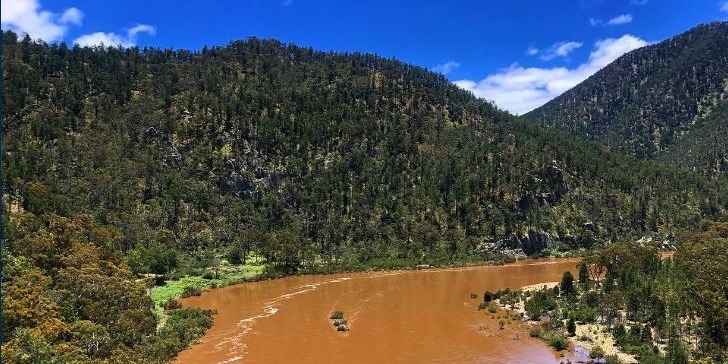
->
xmin=498 ymin=230 xmax=553 ymax=256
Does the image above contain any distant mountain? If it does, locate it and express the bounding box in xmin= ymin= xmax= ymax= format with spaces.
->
xmin=526 ymin=22 xmax=728 ymax=175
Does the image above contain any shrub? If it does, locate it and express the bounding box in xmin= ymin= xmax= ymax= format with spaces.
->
xmin=470 ymin=293 xmax=478 ymax=299
xmin=158 ymin=308 xmax=215 ymax=350
xmin=525 ymin=289 xmax=557 ymax=320
xmin=543 ymin=332 xmax=568 ymax=351
xmin=201 ymin=270 xmax=216 ymax=280
xmin=604 ymin=354 xmax=621 ymax=364
xmin=495 ymin=288 xmax=511 ymax=298
xmin=589 ymin=345 xmax=605 ymax=359
xmin=227 ymin=244 xmax=244 ymax=265
xmin=164 ymin=271 xmax=184 ymax=281
xmin=478 ymin=302 xmax=488 ymax=311
xmin=162 ymin=299 xmax=182 ymax=311
xmin=582 ymin=291 xmax=599 ymax=308
xmin=330 ymin=310 xmax=344 ymax=320
xmin=154 ymin=275 xmax=167 ymax=286
xmin=336 ymin=323 xmax=349 ymax=332
xmin=572 ymin=303 xmax=597 ymax=323
xmin=332 ymin=319 xmax=347 ymax=326
xmin=128 ymin=245 xmax=179 ymax=275
xmin=529 ymin=327 xmax=544 ymax=338
xmin=488 ymin=304 xmax=497 ymax=314
xmin=180 ymin=286 xmax=202 ymax=298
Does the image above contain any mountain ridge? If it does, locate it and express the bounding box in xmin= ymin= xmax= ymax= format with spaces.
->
xmin=526 ymin=21 xmax=728 ymax=175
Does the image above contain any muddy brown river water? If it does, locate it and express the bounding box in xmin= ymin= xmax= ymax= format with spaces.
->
xmin=174 ymin=258 xmax=585 ymax=364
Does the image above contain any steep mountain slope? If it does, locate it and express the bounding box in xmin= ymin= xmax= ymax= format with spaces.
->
xmin=655 ymin=98 xmax=728 ymax=175
xmin=526 ymin=22 xmax=728 ymax=170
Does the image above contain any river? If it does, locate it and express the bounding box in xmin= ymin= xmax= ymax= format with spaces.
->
xmin=174 ymin=258 xmax=585 ymax=363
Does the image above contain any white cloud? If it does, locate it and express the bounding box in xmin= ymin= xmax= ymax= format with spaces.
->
xmin=607 ymin=14 xmax=633 ymax=25
xmin=74 ymin=23 xmax=156 ymax=47
xmin=590 ymin=14 xmax=633 ymax=27
xmin=59 ymin=7 xmax=82 ymax=25
xmin=721 ymin=1 xmax=728 ymax=13
xmin=526 ymin=46 xmax=539 ymax=56
xmin=589 ymin=18 xmax=603 ymax=26
xmin=630 ymin=0 xmax=648 ymax=5
xmin=128 ymin=24 xmax=156 ymax=37
xmin=433 ymin=61 xmax=461 ymax=75
xmin=454 ymin=35 xmax=648 ymax=115
xmin=1 ymin=0 xmax=83 ymax=42
xmin=539 ymin=41 xmax=583 ymax=61
xmin=74 ymin=32 xmax=132 ymax=47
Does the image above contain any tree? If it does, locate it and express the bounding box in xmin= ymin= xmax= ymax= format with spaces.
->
xmin=525 ymin=289 xmax=556 ymax=321
xmin=676 ymin=221 xmax=728 ymax=354
xmin=567 ymin=318 xmax=576 ymax=337
xmin=271 ymin=229 xmax=303 ymax=273
xmin=560 ymin=271 xmax=575 ymax=297
xmin=2 ymin=270 xmax=68 ymax=341
xmin=578 ymin=261 xmax=589 ymax=287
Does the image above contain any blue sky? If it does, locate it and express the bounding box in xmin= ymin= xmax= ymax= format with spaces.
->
xmin=2 ymin=0 xmax=727 ymax=114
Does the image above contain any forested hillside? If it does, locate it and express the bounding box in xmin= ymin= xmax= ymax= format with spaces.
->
xmin=526 ymin=22 xmax=728 ymax=174
xmin=2 ymin=29 xmax=728 ymax=362
xmin=655 ymin=98 xmax=728 ymax=175
xmin=3 ymin=29 xmax=728 ymax=266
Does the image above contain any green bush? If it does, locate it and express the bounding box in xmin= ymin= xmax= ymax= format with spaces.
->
xmin=524 ymin=289 xmax=556 ymax=320
xmin=604 ymin=354 xmax=621 ymax=364
xmin=529 ymin=327 xmax=544 ymax=338
xmin=162 ymin=299 xmax=182 ymax=311
xmin=227 ymin=244 xmax=245 ymax=265
xmin=589 ymin=345 xmax=605 ymax=359
xmin=127 ymin=245 xmax=179 ymax=275
xmin=330 ymin=310 xmax=344 ymax=319
xmin=180 ymin=286 xmax=202 ymax=298
xmin=582 ymin=291 xmax=599 ymax=308
xmin=543 ymin=332 xmax=568 ymax=351
xmin=572 ymin=303 xmax=597 ymax=323
xmin=158 ymin=308 xmax=215 ymax=347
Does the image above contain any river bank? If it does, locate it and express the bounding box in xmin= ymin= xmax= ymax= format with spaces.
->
xmin=150 ymin=251 xmax=525 ymax=316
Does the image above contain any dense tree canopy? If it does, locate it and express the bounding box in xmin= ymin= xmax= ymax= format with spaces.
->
xmin=3 ymin=30 xmax=726 ymax=269
xmin=528 ymin=22 xmax=728 ymax=175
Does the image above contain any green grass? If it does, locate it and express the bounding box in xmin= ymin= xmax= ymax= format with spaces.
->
xmin=150 ymin=262 xmax=266 ymax=324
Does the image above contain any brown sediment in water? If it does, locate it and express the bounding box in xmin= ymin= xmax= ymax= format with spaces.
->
xmin=174 ymin=258 xmax=588 ymax=364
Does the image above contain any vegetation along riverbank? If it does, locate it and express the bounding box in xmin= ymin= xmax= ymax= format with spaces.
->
xmin=485 ymin=221 xmax=728 ymax=364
